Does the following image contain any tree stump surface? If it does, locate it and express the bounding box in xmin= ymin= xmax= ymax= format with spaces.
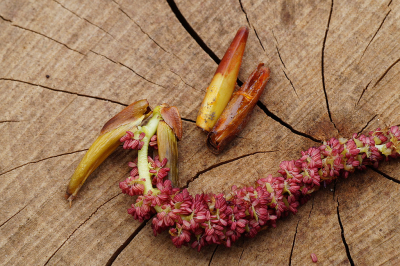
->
xmin=1 ymin=0 xmax=400 ymax=265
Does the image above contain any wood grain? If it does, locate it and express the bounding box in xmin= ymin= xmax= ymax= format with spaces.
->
xmin=1 ymin=0 xmax=400 ymax=265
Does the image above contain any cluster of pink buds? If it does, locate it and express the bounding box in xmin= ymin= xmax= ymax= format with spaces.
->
xmin=148 ymin=156 xmax=169 ymax=184
xmin=120 ymin=131 xmax=146 ymax=150
xmin=119 ymin=157 xmax=170 ymax=196
xmin=120 ymin=131 xmax=159 ymax=150
xmin=121 ymin=126 xmax=400 ymax=251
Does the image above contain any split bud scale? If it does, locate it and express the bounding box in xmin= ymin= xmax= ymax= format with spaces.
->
xmin=65 ymin=99 xmax=151 ymax=203
xmin=207 ymin=63 xmax=270 ymax=154
xmin=157 ymin=121 xmax=179 ymax=186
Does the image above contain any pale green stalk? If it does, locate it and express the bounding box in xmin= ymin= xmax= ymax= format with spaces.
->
xmin=137 ymin=106 xmax=163 ymax=194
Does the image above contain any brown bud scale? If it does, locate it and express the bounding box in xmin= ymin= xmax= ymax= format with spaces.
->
xmin=207 ymin=63 xmax=270 ymax=154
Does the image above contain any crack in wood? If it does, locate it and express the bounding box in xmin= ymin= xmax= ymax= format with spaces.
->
xmin=169 ymin=69 xmax=202 ymax=92
xmin=166 ymin=0 xmax=221 ymax=65
xmin=272 ymin=30 xmax=286 ymax=69
xmin=282 ymin=69 xmax=299 ymax=97
xmin=105 ymin=217 xmax=151 ymax=266
xmin=337 ymin=198 xmax=355 ymax=266
xmin=0 ymin=14 xmax=12 ymax=22
xmin=52 ymin=0 xmax=116 ymax=39
xmin=185 ymin=150 xmax=279 ymax=188
xmin=0 ymin=149 xmax=88 ymax=177
xmin=181 ymin=117 xmax=196 ymax=123
xmin=239 ymin=0 xmax=251 ymax=28
xmin=238 ymin=0 xmax=265 ymax=52
xmin=355 ymin=80 xmax=371 ymax=107
xmin=271 ymin=31 xmax=299 ymax=97
xmin=237 ymin=247 xmax=245 ymax=265
xmin=117 ymin=6 xmax=183 ymax=63
xmin=360 ymin=9 xmax=391 ymax=60
xmin=0 ymin=120 xmax=20 ymax=124
xmin=373 ymin=57 xmax=400 ymax=88
xmin=256 ymin=101 xmax=322 ymax=143
xmin=276 ymin=46 xmax=286 ymax=69
xmin=0 ymin=204 xmax=28 ymax=228
xmin=0 ymin=78 xmax=128 ymax=106
xmin=357 ymin=114 xmax=378 ymax=135
xmin=44 ymin=192 xmax=123 ymax=265
xmin=321 ymin=0 xmax=338 ymax=132
xmin=288 ymin=220 xmax=300 ymax=266
xmin=271 ymin=32 xmax=299 ymax=97
xmin=88 ymin=50 xmax=168 ymax=90
xmin=8 ymin=22 xmax=85 ymax=55
xmin=368 ymin=166 xmax=400 ymax=184
xmin=208 ymin=245 xmax=218 ymax=266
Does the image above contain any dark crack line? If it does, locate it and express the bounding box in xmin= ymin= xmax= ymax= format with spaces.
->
xmin=256 ymin=101 xmax=322 ymax=143
xmin=373 ymin=57 xmax=400 ymax=88
xmin=116 ymin=64 xmax=167 ymax=90
xmin=0 ymin=204 xmax=28 ymax=228
xmin=105 ymin=217 xmax=151 ymax=266
xmin=282 ymin=69 xmax=298 ymax=97
xmin=357 ymin=114 xmax=378 ymax=135
xmin=272 ymin=32 xmax=297 ymax=97
xmin=388 ymin=0 xmax=393 ymax=6
xmin=276 ymin=46 xmax=286 ymax=68
xmin=0 ymin=149 xmax=88 ymax=177
xmin=166 ymin=0 xmax=220 ymax=65
xmin=0 ymin=78 xmax=128 ymax=106
xmin=360 ymin=9 xmax=391 ymax=60
xmin=0 ymin=120 xmax=20 ymax=124
xmin=321 ymin=0 xmax=338 ymax=131
xmin=368 ymin=166 xmax=400 ymax=184
xmin=52 ymin=0 xmax=115 ymax=39
xmin=288 ymin=220 xmax=300 ymax=266
xmin=237 ymin=247 xmax=245 ymax=265
xmin=239 ymin=0 xmax=251 ymax=28
xmin=355 ymin=81 xmax=371 ymax=106
xmin=272 ymin=30 xmax=286 ymax=68
xmin=10 ymin=24 xmax=85 ymax=55
xmin=44 ymin=192 xmax=122 ymax=265
xmin=185 ymin=150 xmax=279 ymax=188
xmin=181 ymin=117 xmax=195 ymax=123
xmin=89 ymin=50 xmax=167 ymax=90
xmin=252 ymin=27 xmax=265 ymax=52
xmin=118 ymin=7 xmax=183 ymax=63
xmin=169 ymin=69 xmax=201 ymax=92
xmin=238 ymin=0 xmax=265 ymax=52
xmin=337 ymin=198 xmax=355 ymax=266
xmin=0 ymin=15 xmax=12 ymax=22
xmin=208 ymin=245 xmax=218 ymax=266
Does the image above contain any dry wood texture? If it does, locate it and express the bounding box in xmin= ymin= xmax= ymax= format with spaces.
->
xmin=1 ymin=0 xmax=400 ymax=265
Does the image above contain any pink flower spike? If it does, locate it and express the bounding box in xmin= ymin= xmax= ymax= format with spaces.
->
xmin=120 ymin=126 xmax=400 ymax=251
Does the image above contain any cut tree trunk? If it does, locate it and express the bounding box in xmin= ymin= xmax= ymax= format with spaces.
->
xmin=1 ymin=0 xmax=400 ymax=265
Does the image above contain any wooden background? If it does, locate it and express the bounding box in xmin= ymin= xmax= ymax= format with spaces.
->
xmin=1 ymin=0 xmax=400 ymax=265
